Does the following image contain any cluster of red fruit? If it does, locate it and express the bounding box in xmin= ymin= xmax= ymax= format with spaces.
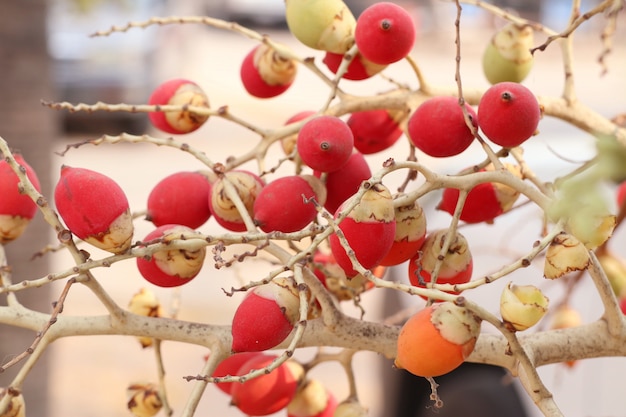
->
xmin=3 ymin=1 xmax=610 ymax=416
xmin=0 ymin=1 xmax=547 ymax=403
xmin=234 ymin=1 xmax=418 ymax=98
xmin=210 ymin=352 xmax=342 ymax=417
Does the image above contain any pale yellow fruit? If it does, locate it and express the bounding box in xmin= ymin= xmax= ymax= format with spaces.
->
xmin=127 ymin=383 xmax=163 ymax=417
xmin=482 ymin=23 xmax=534 ymax=84
xmin=285 ymin=0 xmax=356 ymax=54
xmin=597 ymin=250 xmax=626 ymax=297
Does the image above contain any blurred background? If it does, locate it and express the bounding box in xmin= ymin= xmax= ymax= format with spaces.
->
xmin=1 ymin=0 xmax=625 ymax=416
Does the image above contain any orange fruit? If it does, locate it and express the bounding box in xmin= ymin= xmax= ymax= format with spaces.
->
xmin=395 ymin=302 xmax=481 ymax=377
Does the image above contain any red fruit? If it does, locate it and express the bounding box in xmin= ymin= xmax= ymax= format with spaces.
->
xmin=354 ymin=2 xmax=416 ymax=65
xmin=379 ymin=199 xmax=427 ymax=266
xmin=395 ymin=302 xmax=481 ymax=377
xmin=146 ymin=171 xmax=212 ymax=229
xmin=477 ymin=81 xmax=541 ymax=147
xmin=148 ymin=78 xmax=210 ymax=134
xmin=616 ymin=181 xmax=626 ymax=209
xmin=212 ymin=352 xmax=262 ymax=395
xmin=253 ymin=175 xmax=326 ymax=233
xmin=438 ymin=164 xmax=522 ymax=224
xmin=281 ymin=110 xmax=317 ymax=156
xmin=407 ymin=96 xmax=477 ymax=157
xmin=322 ymin=51 xmax=387 ymax=81
xmin=347 ymin=109 xmax=405 ymax=154
xmin=408 ymin=229 xmax=473 ymax=299
xmin=0 ymin=153 xmax=41 ymax=244
xmin=314 ymin=151 xmax=372 ymax=214
xmin=230 ymin=354 xmax=303 ymax=416
xmin=287 ymin=379 xmax=338 ymax=417
xmin=329 ymin=184 xmax=396 ymax=277
xmin=620 ymin=296 xmax=626 ymax=315
xmin=297 ymin=116 xmax=354 ymax=172
xmin=231 ymin=277 xmax=300 ymax=352
xmin=208 ymin=170 xmax=265 ymax=232
xmin=241 ymin=44 xmax=297 ymax=98
xmin=136 ymin=224 xmax=206 ymax=287
xmin=54 ymin=166 xmax=133 ymax=254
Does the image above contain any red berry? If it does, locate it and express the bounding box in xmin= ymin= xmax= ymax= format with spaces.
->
xmin=208 ymin=170 xmax=265 ymax=232
xmin=477 ymin=81 xmax=541 ymax=147
xmin=0 ymin=153 xmax=41 ymax=244
xmin=230 ymin=354 xmax=303 ymax=416
xmin=354 ymin=2 xmax=416 ymax=65
xmin=322 ymin=51 xmax=387 ymax=81
xmin=347 ymin=109 xmax=405 ymax=154
xmin=407 ymin=96 xmax=477 ymax=157
xmin=212 ymin=352 xmax=262 ymax=395
xmin=146 ymin=171 xmax=212 ymax=229
xmin=253 ymin=175 xmax=326 ymax=233
xmin=136 ymin=224 xmax=206 ymax=288
xmin=148 ymin=78 xmax=209 ymax=134
xmin=329 ymin=184 xmax=396 ymax=277
xmin=618 ymin=181 xmax=626 ymax=209
xmin=314 ymin=151 xmax=372 ymax=214
xmin=231 ymin=277 xmax=300 ymax=352
xmin=379 ymin=199 xmax=427 ymax=266
xmin=240 ymin=44 xmax=297 ymax=98
xmin=54 ymin=166 xmax=133 ymax=254
xmin=408 ymin=229 xmax=473 ymax=299
xmin=438 ymin=164 xmax=522 ymax=224
xmin=297 ymin=116 xmax=354 ymax=172
xmin=281 ymin=110 xmax=317 ymax=156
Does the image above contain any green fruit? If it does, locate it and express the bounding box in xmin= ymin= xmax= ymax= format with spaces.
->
xmin=285 ymin=0 xmax=356 ymax=54
xmin=482 ymin=23 xmax=534 ymax=85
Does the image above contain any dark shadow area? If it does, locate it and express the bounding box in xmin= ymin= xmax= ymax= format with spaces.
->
xmin=391 ymin=362 xmax=529 ymax=417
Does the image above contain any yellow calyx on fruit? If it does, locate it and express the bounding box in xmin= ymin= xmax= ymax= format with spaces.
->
xmin=254 ymin=44 xmax=297 ymax=86
xmin=395 ymin=302 xmax=481 ymax=377
xmin=83 ymin=209 xmax=133 ymax=254
xmin=0 ymin=215 xmax=31 ymax=244
xmin=253 ymin=276 xmax=303 ymax=324
xmin=347 ymin=183 xmax=395 ymax=223
xmin=301 ymin=174 xmax=328 ymax=208
xmin=0 ymin=388 xmax=25 ymax=417
xmin=286 ymin=379 xmax=332 ymax=417
xmin=482 ymin=23 xmax=534 ymax=84
xmin=333 ymin=398 xmax=368 ymax=417
xmin=152 ymin=225 xmax=206 ymax=279
xmin=544 ymin=232 xmax=591 ymax=279
xmin=164 ymin=82 xmax=210 ymax=133
xmin=432 ymin=301 xmax=482 ymax=348
xmin=128 ymin=288 xmax=165 ymax=348
xmin=491 ymin=163 xmax=524 ymax=212
xmin=285 ymin=0 xmax=357 ymax=54
xmin=500 ymin=282 xmax=549 ymax=331
xmin=419 ymin=229 xmax=472 ymax=280
xmin=126 ymin=382 xmax=163 ymax=417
